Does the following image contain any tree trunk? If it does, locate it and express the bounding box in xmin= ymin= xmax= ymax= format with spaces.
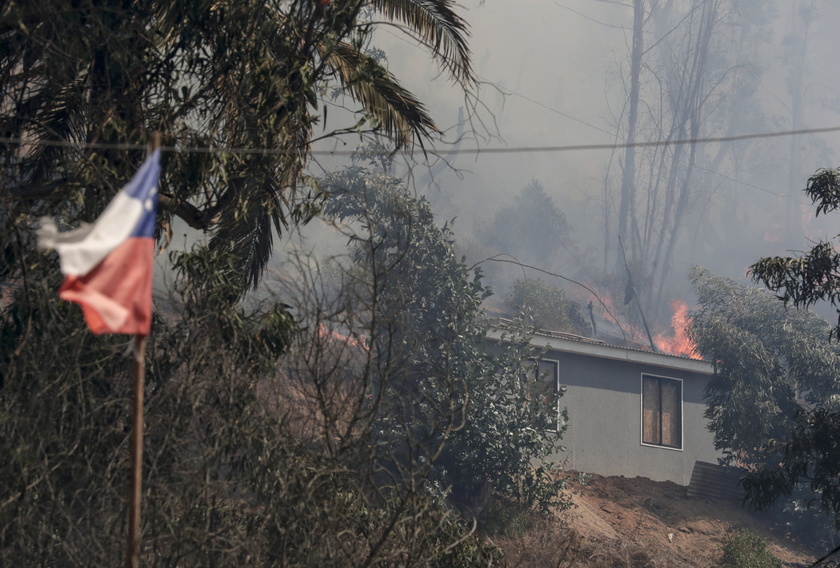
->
xmin=616 ymin=0 xmax=645 ymax=270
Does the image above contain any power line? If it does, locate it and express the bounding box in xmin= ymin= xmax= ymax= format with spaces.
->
xmin=2 ymin=124 xmax=839 ymax=157
xmin=487 ymin=80 xmax=816 ymax=205
xmin=693 ymin=162 xmax=812 ymax=206
xmin=381 ymin=25 xmax=616 ymax=138
xmin=481 ymin=75 xmax=616 ymax=137
xmin=444 ymin=125 xmax=840 ymax=155
xmin=553 ymin=1 xmax=629 ymax=30
xmin=468 ymin=74 xmax=817 ymax=206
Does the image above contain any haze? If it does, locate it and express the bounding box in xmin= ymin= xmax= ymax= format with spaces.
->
xmin=303 ymin=0 xmax=840 ymax=336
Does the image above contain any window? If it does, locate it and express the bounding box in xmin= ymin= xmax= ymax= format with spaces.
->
xmin=529 ymin=358 xmax=562 ymax=431
xmin=641 ymin=374 xmax=682 ymax=449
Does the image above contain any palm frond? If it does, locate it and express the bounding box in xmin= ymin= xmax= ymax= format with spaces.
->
xmin=208 ymin=172 xmax=278 ymax=293
xmin=318 ymin=41 xmax=439 ymax=148
xmin=207 ymin=119 xmax=311 ymax=294
xmin=370 ymin=0 xmax=474 ymax=85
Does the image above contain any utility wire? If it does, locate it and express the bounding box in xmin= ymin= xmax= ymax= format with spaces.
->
xmin=379 ymin=26 xmax=616 ymax=138
xmin=474 ymin=255 xmax=627 ymax=343
xmin=553 ymin=1 xmax=628 ymax=30
xmin=487 ymin=79 xmax=816 ymax=206
xmin=488 ymin=78 xmax=817 ymax=206
xmin=470 ymin=65 xmax=815 ymax=207
xmin=484 ymin=76 xmax=616 ymax=137
xmin=2 ymin=124 xmax=839 ymax=156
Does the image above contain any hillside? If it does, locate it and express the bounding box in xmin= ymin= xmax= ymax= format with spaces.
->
xmin=493 ymin=473 xmax=820 ymax=568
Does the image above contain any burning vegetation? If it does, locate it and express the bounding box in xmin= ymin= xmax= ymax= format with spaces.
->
xmin=654 ymin=301 xmax=699 ymax=359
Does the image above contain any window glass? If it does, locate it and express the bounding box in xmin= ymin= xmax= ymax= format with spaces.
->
xmin=642 ymin=375 xmax=681 ymax=449
xmin=642 ymin=376 xmax=661 ymax=445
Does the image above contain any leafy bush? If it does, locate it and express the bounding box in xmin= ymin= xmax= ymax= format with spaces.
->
xmin=717 ymin=528 xmax=781 ymax=568
xmin=2 ymin=142 xmax=568 ymax=565
xmin=508 ymin=278 xmax=591 ymax=336
xmin=690 ymin=268 xmax=840 ymax=532
xmin=479 ymin=498 xmax=537 ymax=538
xmin=323 ymin=155 xmax=568 ymax=515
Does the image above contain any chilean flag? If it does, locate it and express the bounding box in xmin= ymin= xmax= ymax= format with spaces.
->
xmin=38 ymin=150 xmax=161 ymax=335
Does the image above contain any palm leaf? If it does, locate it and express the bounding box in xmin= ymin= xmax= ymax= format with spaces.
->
xmin=209 ymin=174 xmax=277 ymax=293
xmin=370 ymin=0 xmax=474 ymax=85
xmin=318 ymin=41 xmax=439 ymax=148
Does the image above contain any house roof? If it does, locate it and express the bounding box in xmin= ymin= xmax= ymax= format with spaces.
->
xmin=487 ymin=320 xmax=714 ymax=376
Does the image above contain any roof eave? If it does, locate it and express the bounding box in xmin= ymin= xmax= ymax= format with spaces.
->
xmin=487 ymin=329 xmax=714 ymax=375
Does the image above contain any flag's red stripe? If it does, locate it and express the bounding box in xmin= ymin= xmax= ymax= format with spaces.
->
xmin=59 ymin=237 xmax=155 ymax=335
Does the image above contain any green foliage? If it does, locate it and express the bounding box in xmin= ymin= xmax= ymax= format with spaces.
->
xmin=689 ymin=267 xmax=840 ymax=468
xmin=738 ymin=167 xmax=840 ymax=530
xmin=508 ymin=278 xmax=590 ymax=336
xmin=0 ymin=210 xmax=507 ymax=566
xmin=690 ymin=266 xmax=840 ymax=533
xmin=804 ymin=168 xmax=840 ymax=216
xmin=322 ymin=152 xmax=567 ymax=514
xmin=432 ymin=322 xmax=570 ymax=514
xmin=750 ymin=242 xmax=840 ymax=336
xmin=1 ymin=0 xmax=475 ymax=297
xmin=751 ymin=168 xmax=840 ymax=339
xmin=717 ymin=528 xmax=781 ymax=568
xmin=0 ymin=3 xmax=532 ymax=563
xmin=2 ymin=273 xmax=288 ymax=563
xmin=478 ymin=499 xmax=536 ymax=538
xmin=739 ymin=406 xmax=840 ymax=537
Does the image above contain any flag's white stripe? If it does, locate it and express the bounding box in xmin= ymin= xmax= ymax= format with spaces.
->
xmin=40 ymin=193 xmax=145 ymax=275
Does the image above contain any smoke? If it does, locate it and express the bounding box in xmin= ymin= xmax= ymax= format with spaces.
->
xmin=358 ymin=1 xmax=840 ymax=339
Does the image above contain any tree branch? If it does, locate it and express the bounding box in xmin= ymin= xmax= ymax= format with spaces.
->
xmin=158 ymin=193 xmax=218 ymax=231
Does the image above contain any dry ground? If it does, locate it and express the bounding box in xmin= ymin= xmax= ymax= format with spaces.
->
xmin=494 ymin=473 xmax=822 ymax=568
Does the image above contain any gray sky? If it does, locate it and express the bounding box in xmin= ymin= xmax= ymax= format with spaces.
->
xmin=378 ymin=3 xmax=840 ymax=251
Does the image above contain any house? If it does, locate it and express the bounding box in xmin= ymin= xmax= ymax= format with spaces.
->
xmin=488 ymin=326 xmax=720 ymax=487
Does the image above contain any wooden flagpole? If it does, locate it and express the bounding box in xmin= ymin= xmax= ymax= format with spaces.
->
xmin=126 ymin=334 xmax=146 ymax=568
xmin=126 ymin=132 xmax=159 ymax=568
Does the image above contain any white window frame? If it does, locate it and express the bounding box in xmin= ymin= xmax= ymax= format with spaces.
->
xmin=639 ymin=373 xmax=684 ymax=451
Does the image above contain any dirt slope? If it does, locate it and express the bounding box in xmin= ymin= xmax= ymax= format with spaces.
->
xmin=495 ymin=473 xmax=819 ymax=567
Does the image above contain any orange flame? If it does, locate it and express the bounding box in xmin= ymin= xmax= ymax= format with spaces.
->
xmin=588 ymin=291 xmax=620 ymax=325
xmin=654 ymin=301 xmax=698 ymax=359
xmin=316 ymin=323 xmax=369 ymax=351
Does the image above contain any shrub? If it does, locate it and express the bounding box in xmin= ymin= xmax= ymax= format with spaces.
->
xmin=508 ymin=278 xmax=590 ymax=336
xmin=717 ymin=528 xmax=781 ymax=568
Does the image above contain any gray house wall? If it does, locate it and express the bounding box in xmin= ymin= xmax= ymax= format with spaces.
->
xmin=489 ymin=330 xmax=720 ymax=486
xmin=555 ymin=350 xmax=719 ymax=486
